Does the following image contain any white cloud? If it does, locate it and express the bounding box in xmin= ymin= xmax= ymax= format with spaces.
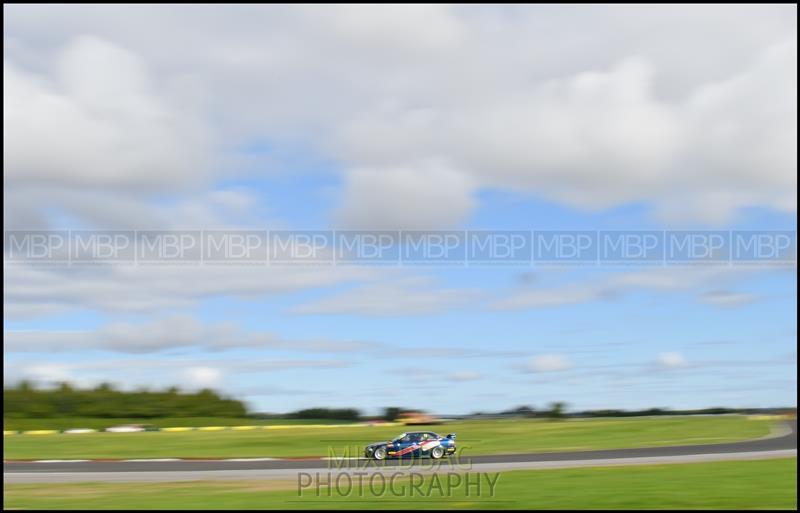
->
xmin=657 ymin=352 xmax=689 ymax=369
xmin=3 ymin=260 xmax=382 ymax=318
xmin=446 ymin=371 xmax=481 ymax=382
xmin=4 ymin=36 xmax=212 ymax=192
xmin=525 ymin=354 xmax=574 ymax=373
xmin=290 ymin=275 xmax=474 ymax=316
xmin=4 ymin=316 xmax=377 ymax=354
xmin=335 ymin=160 xmax=476 ymax=230
xmin=184 ymin=366 xmax=222 ymax=388
xmin=493 ymin=266 xmax=766 ymax=311
xmin=450 ymin=58 xmax=684 ymax=209
xmin=699 ymin=290 xmax=757 ymax=308
xmin=19 ymin=364 xmax=73 ymax=385
xmin=493 ymin=283 xmax=613 ymax=310
xmin=3 ymin=357 xmax=351 ymax=396
xmin=3 ymin=5 xmax=796 ymax=231
xmin=305 ymin=5 xmax=465 ymax=53
xmin=329 ymin=29 xmax=796 ymax=226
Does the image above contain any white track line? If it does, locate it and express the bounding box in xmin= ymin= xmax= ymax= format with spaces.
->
xmin=223 ymin=458 xmax=278 ymax=462
xmin=7 ymin=457 xmax=284 ymax=464
xmin=5 ymin=449 xmax=795 ymax=484
xmin=32 ymin=460 xmax=91 ymax=463
xmin=121 ymin=458 xmax=182 ymax=462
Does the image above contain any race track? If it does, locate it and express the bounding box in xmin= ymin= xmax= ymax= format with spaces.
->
xmin=4 ymin=420 xmax=796 ymax=483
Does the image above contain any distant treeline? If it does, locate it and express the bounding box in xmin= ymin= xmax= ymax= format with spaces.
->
xmin=288 ymin=408 xmax=361 ymax=421
xmin=580 ymin=407 xmax=741 ymax=417
xmin=4 ymin=382 xmax=247 ymax=418
xmin=6 ymin=382 xmax=792 ymax=421
xmin=485 ymin=405 xmax=796 ymax=418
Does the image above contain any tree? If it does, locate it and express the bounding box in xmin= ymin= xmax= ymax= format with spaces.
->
xmin=503 ymin=405 xmax=537 ymax=417
xmin=291 ymin=408 xmax=361 ymax=421
xmin=94 ymin=382 xmax=115 ymax=393
xmin=16 ymin=380 xmax=33 ymax=392
xmin=383 ymin=407 xmax=402 ymax=421
xmin=545 ymin=401 xmax=567 ymax=420
xmin=3 ymin=382 xmax=249 ymax=419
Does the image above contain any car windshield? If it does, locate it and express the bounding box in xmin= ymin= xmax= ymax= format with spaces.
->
xmin=392 ymin=433 xmax=407 ymax=442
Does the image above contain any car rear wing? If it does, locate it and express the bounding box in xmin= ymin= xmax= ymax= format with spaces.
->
xmin=446 ymin=433 xmax=456 ymax=439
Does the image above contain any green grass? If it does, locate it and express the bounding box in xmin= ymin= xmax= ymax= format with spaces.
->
xmin=4 ymin=458 xmax=796 ymax=509
xmin=3 ymin=417 xmax=358 ymax=431
xmin=3 ymin=415 xmax=772 ymax=460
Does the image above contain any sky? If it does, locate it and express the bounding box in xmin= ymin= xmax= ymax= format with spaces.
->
xmin=3 ymin=5 xmax=797 ymax=415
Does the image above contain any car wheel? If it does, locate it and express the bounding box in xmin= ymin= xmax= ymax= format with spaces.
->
xmin=374 ymin=447 xmax=387 ymax=460
xmin=431 ymin=446 xmax=444 ymax=459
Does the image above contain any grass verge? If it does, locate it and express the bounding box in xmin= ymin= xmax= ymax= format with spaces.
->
xmin=3 ymin=415 xmax=773 ymax=460
xmin=4 ymin=457 xmax=796 ymax=509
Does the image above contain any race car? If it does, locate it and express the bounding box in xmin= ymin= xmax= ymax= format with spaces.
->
xmin=364 ymin=431 xmax=456 ymax=460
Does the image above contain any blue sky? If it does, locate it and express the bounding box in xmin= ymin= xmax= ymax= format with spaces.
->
xmin=3 ymin=5 xmax=797 ymax=415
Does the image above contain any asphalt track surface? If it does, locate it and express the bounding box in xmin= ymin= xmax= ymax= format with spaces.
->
xmin=4 ymin=420 xmax=796 ymax=483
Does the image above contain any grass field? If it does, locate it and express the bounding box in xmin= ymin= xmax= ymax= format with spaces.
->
xmin=3 ymin=415 xmax=773 ymax=460
xmin=3 ymin=417 xmax=358 ymax=431
xmin=4 ymin=458 xmax=796 ymax=509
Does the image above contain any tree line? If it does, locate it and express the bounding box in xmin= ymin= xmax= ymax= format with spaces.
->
xmin=4 ymin=381 xmax=247 ymax=418
xmin=489 ymin=404 xmax=793 ymax=418
xmin=9 ymin=382 xmax=786 ymax=421
xmin=288 ymin=408 xmax=361 ymax=421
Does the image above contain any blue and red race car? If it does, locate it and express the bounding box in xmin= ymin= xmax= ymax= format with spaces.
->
xmin=364 ymin=431 xmax=456 ymax=460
